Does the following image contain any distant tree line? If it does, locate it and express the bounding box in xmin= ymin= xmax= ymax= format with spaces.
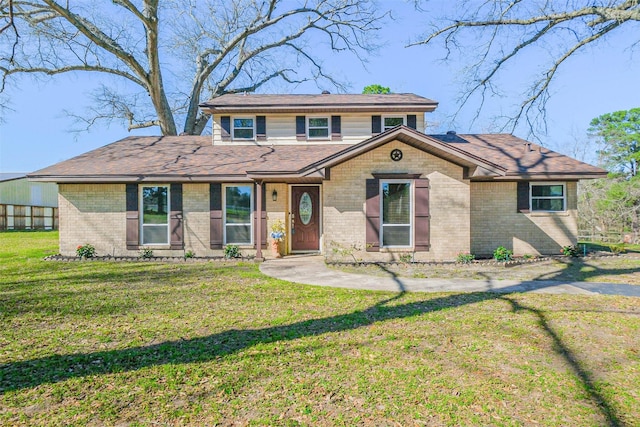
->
xmin=579 ymin=108 xmax=640 ymax=243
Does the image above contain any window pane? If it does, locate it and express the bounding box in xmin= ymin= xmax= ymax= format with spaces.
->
xmin=233 ymin=128 xmax=254 ymax=139
xmin=309 ymin=128 xmax=329 ymax=138
xmin=234 ymin=118 xmax=253 ymax=128
xmin=226 ymin=225 xmax=251 ymax=244
xmin=226 ymin=186 xmax=252 ymax=223
xmin=308 ymin=118 xmax=328 ymax=127
xmin=143 ymin=225 xmax=168 ymax=244
xmin=142 ymin=186 xmax=168 ymax=224
xmin=532 ymin=185 xmax=563 ymax=197
xmin=384 ymin=117 xmax=404 ymax=128
xmin=382 ymin=225 xmax=411 ymax=246
xmin=532 ymin=198 xmax=563 ymax=211
xmin=383 ymin=183 xmax=410 ymax=224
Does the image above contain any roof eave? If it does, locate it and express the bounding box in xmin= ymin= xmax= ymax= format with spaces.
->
xmin=494 ymin=172 xmax=608 ymax=181
xmin=27 ymin=174 xmax=252 ymax=183
xmin=199 ymin=105 xmax=438 ymax=114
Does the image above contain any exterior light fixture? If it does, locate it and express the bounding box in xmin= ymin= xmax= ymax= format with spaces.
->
xmin=272 ymin=189 xmax=278 ymax=201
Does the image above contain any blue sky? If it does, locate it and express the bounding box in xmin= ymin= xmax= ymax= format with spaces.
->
xmin=0 ymin=2 xmax=637 ymax=173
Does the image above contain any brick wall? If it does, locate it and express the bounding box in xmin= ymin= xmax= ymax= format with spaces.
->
xmin=323 ymin=140 xmax=471 ymax=262
xmin=59 ymin=184 xmax=127 ymax=256
xmin=59 ymin=183 xmax=256 ymax=258
xmin=470 ymin=181 xmax=578 ymax=257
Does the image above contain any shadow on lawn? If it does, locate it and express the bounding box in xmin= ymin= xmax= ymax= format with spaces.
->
xmin=534 ymin=256 xmax=640 ymax=285
xmin=2 ymin=259 xmax=636 ymax=426
xmin=0 ymin=288 xmax=627 ymax=427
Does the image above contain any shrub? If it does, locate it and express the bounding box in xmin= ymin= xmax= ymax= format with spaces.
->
xmin=456 ymin=252 xmax=475 ymax=264
xmin=76 ymin=244 xmax=96 ymax=259
xmin=493 ymin=246 xmax=513 ymax=262
xmin=561 ymin=245 xmax=580 ymax=257
xmin=184 ymin=250 xmax=195 ymax=259
xmin=224 ymin=244 xmax=240 ymax=259
xmin=399 ymin=253 xmax=413 ymax=263
xmin=522 ymin=254 xmax=535 ymax=260
xmin=609 ymin=243 xmax=626 ymax=254
xmin=139 ymin=247 xmax=154 ymax=259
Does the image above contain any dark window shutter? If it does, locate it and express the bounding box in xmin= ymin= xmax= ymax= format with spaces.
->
xmin=372 ymin=115 xmax=381 ymax=135
xmin=414 ymin=178 xmax=430 ymax=251
xmin=126 ymin=184 xmax=139 ymax=250
xmin=253 ymin=184 xmax=268 ymax=249
xmin=210 ymin=183 xmax=223 ymax=249
xmin=296 ymin=116 xmax=306 ymax=141
xmin=517 ymin=181 xmax=530 ymax=213
xmin=170 ymin=183 xmax=184 ymax=250
xmin=365 ymin=178 xmax=380 ymax=252
xmin=256 ymin=116 xmax=266 ymax=141
xmin=331 ymin=115 xmax=342 ymax=140
xmin=407 ymin=114 xmax=417 ymax=129
xmin=221 ymin=116 xmax=231 ymax=140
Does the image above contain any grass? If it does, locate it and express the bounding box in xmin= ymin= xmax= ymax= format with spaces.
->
xmin=1 ymin=232 xmax=639 ymax=426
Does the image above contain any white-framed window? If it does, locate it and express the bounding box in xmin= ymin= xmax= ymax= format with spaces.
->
xmin=383 ymin=116 xmax=405 ymax=131
xmin=224 ymin=184 xmax=253 ymax=245
xmin=381 ymin=180 xmax=412 ymax=247
xmin=307 ymin=117 xmax=330 ymax=139
xmin=141 ymin=185 xmax=170 ymax=245
xmin=531 ymin=183 xmax=566 ymax=212
xmin=232 ymin=117 xmax=255 ymax=140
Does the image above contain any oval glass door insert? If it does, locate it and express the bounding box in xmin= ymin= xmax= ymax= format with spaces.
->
xmin=299 ymin=192 xmax=313 ymax=225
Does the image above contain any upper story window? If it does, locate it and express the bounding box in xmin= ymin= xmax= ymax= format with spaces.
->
xmin=381 ymin=180 xmax=412 ymax=247
xmin=224 ymin=184 xmax=253 ymax=245
xmin=233 ymin=117 xmax=255 ymax=140
xmin=141 ymin=185 xmax=169 ymax=245
xmin=383 ymin=116 xmax=405 ymax=131
xmin=307 ymin=117 xmax=330 ymax=139
xmin=531 ymin=183 xmax=565 ymax=212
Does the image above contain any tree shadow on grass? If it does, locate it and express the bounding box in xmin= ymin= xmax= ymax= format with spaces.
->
xmin=0 ymin=286 xmax=628 ymax=427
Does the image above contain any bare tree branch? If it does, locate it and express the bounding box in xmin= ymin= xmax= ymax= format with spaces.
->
xmin=1 ymin=0 xmax=385 ymax=136
xmin=411 ymin=0 xmax=640 ymax=138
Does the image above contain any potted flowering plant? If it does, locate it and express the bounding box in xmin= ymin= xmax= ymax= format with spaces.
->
xmin=269 ymin=219 xmax=286 ymax=258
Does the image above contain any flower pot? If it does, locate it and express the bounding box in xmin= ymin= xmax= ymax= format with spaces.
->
xmin=271 ymin=240 xmax=282 ymax=258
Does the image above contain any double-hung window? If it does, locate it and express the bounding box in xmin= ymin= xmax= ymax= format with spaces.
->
xmin=307 ymin=117 xmax=330 ymax=139
xmin=233 ymin=117 xmax=255 ymax=140
xmin=141 ymin=185 xmax=169 ymax=244
xmin=381 ymin=180 xmax=412 ymax=247
xmin=224 ymin=184 xmax=253 ymax=244
xmin=383 ymin=116 xmax=405 ymax=131
xmin=531 ymin=183 xmax=565 ymax=212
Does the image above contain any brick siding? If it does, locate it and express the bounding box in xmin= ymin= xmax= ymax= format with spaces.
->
xmin=323 ymin=140 xmax=471 ymax=262
xmin=470 ymin=181 xmax=578 ymax=257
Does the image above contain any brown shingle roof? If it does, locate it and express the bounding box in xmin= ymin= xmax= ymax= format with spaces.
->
xmin=429 ymin=133 xmax=606 ymax=177
xmin=28 ymin=136 xmax=351 ymax=181
xmin=200 ymin=93 xmax=438 ymax=113
xmin=28 ymin=131 xmax=606 ymax=182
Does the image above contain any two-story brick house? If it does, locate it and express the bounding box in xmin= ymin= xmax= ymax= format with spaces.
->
xmin=29 ymin=93 xmax=606 ymax=260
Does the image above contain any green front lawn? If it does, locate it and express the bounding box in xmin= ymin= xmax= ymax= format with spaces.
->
xmin=1 ymin=232 xmax=639 ymax=426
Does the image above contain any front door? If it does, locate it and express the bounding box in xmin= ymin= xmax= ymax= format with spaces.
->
xmin=291 ymin=186 xmax=320 ymax=252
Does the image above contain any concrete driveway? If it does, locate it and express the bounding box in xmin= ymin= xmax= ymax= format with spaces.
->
xmin=260 ymin=255 xmax=640 ymax=297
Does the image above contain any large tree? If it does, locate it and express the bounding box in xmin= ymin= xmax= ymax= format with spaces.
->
xmin=0 ymin=0 xmax=384 ymax=135
xmin=412 ymin=0 xmax=640 ymax=135
xmin=589 ymin=108 xmax=640 ymax=177
xmin=580 ymin=108 xmax=640 ymax=243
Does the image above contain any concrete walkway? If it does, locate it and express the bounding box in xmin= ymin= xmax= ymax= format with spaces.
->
xmin=260 ymin=255 xmax=640 ymax=297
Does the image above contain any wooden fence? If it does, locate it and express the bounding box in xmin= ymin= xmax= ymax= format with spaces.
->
xmin=578 ymin=231 xmax=638 ymax=245
xmin=0 ymin=204 xmax=58 ymax=231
